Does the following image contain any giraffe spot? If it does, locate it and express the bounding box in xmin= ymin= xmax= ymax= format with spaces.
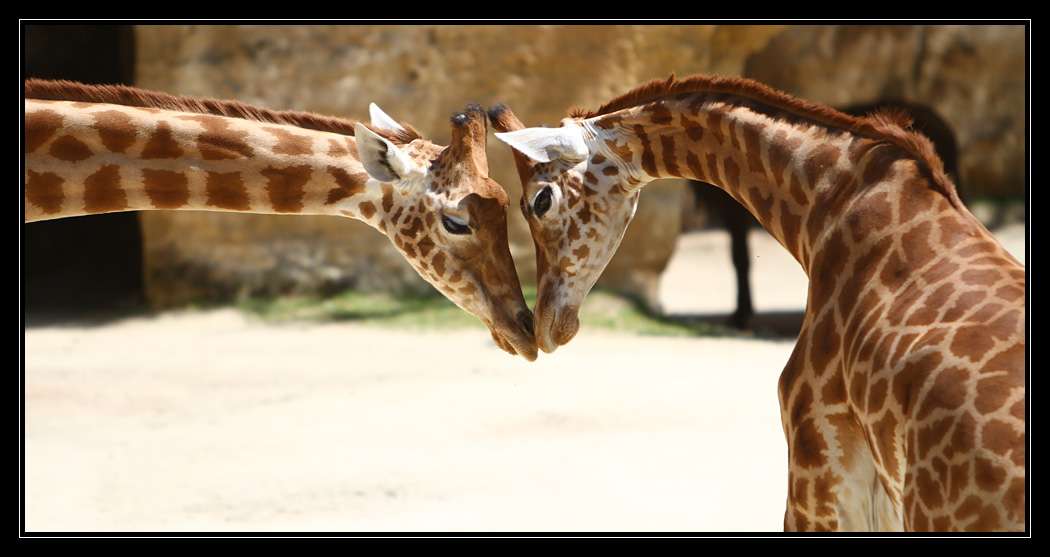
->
xmin=893 ymin=351 xmax=942 ymax=415
xmin=826 ymin=412 xmax=861 ymax=470
xmin=633 ymin=125 xmax=657 ymax=176
xmin=92 ymin=110 xmax=138 ymax=153
xmin=743 ymin=185 xmax=772 ymax=224
xmin=860 ymin=144 xmax=898 ymax=185
xmin=391 ymin=207 xmax=404 ymax=225
xmin=793 ymin=417 xmax=828 ymax=469
xmin=416 ymin=237 xmax=434 ymax=257
xmin=685 ymin=152 xmax=706 ymax=181
xmin=767 ymin=130 xmax=799 ymax=182
xmin=328 ymin=138 xmax=350 ymax=157
xmin=401 ymin=216 xmax=423 ymax=239
xmin=982 ymin=419 xmax=1024 ymax=467
xmin=809 ymin=311 xmax=840 ymax=377
xmin=265 ymin=126 xmax=313 ymax=156
xmin=431 ymin=252 xmax=446 ymax=277
xmin=205 ymin=171 xmax=249 ymax=211
xmin=915 ymin=365 xmax=970 ymax=418
xmin=887 ymin=285 xmax=925 ymax=327
xmin=142 ymin=168 xmax=189 ymax=209
xmin=820 ymin=374 xmax=846 ymax=405
xmin=961 ymin=268 xmax=1002 ymax=286
xmin=25 ymin=109 xmax=63 ymax=153
xmin=845 ymin=192 xmax=892 ymax=243
xmin=590 ymin=153 xmax=606 ymax=164
xmin=878 ymin=247 xmax=909 ymax=292
xmin=740 ymin=123 xmax=765 ymax=174
xmin=971 ymin=505 xmax=1003 ymax=531
xmin=595 ymin=114 xmax=622 ymax=130
xmin=325 ymin=166 xmax=368 ymax=205
xmin=867 ymin=378 xmax=888 ymax=412
xmin=381 ymin=185 xmax=394 ymax=214
xmin=792 ymin=477 xmax=810 ymax=511
xmin=945 ymin=412 xmax=976 ymax=460
xmin=810 ymin=231 xmax=847 ymax=313
xmin=917 ymin=416 xmax=955 ymax=461
xmin=572 ymin=243 xmax=589 ymax=260
xmin=358 ymin=201 xmax=376 ymax=220
xmin=789 ymin=379 xmax=814 ymax=426
xmin=643 ymin=101 xmax=673 ymax=124
xmin=779 ymin=200 xmax=802 ymax=257
xmin=261 ymin=165 xmax=310 ymax=213
xmin=141 ymin=121 xmax=184 ymax=159
xmin=898 ymin=177 xmax=936 ymax=223
xmin=777 ymin=329 xmax=809 ymax=404
xmin=705 ymin=107 xmax=725 ymax=144
xmin=723 ymin=157 xmax=741 ymax=191
xmin=974 ymin=456 xmax=1007 ymax=492
xmin=25 ymin=170 xmax=64 ymax=214
xmin=922 ymin=260 xmax=960 ymax=286
xmin=659 ymin=135 xmax=680 ymax=176
xmin=1004 ymin=477 xmax=1025 ymax=524
xmin=872 ymin=332 xmax=897 ymax=372
xmin=49 ymin=134 xmax=93 ymax=162
xmin=969 ymin=302 xmax=1004 ymax=324
xmin=953 ymin=494 xmax=983 ymax=522
xmin=943 ymin=290 xmax=987 ymax=322
xmin=950 ymin=326 xmax=996 ymax=362
xmin=83 ymin=165 xmax=125 ymax=214
xmin=910 ymin=502 xmax=931 ymax=531
xmin=995 ymin=285 xmax=1024 ymax=304
xmin=916 ymin=466 xmax=945 ymax=510
xmin=947 ymin=460 xmax=970 ymax=504
xmin=839 ymin=236 xmax=892 ymax=320
xmin=681 ymin=113 xmax=704 ymax=142
xmin=175 ymin=114 xmax=254 ymax=160
xmin=901 ymin=221 xmax=935 ymax=268
xmin=802 ymin=144 xmax=840 ymax=189
xmin=812 ymin=470 xmax=840 ymax=517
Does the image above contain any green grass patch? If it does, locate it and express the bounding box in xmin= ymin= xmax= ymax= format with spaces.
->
xmin=237 ymin=286 xmax=737 ymax=338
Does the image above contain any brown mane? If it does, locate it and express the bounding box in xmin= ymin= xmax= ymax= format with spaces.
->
xmin=570 ymin=74 xmax=962 ymax=208
xmin=24 ymin=79 xmax=422 ymax=145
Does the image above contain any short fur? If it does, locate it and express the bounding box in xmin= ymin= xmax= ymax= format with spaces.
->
xmin=24 ymin=79 xmax=421 ymax=145
xmin=569 ymin=74 xmax=962 ymax=209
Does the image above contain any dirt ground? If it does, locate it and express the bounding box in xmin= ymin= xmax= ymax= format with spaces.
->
xmin=22 ymin=224 xmax=1025 ymax=533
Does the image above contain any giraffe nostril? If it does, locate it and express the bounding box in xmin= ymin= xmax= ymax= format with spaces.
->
xmin=517 ymin=310 xmax=535 ymax=337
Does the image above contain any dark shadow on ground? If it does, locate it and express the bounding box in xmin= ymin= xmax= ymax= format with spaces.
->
xmin=661 ymin=310 xmax=805 ymax=340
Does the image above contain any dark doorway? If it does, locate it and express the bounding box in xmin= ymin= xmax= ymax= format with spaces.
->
xmin=23 ymin=25 xmax=144 ymax=314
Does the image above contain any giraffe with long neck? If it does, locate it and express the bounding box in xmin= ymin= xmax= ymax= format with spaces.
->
xmin=490 ymin=74 xmax=1025 ymax=531
xmin=24 ymin=79 xmax=537 ymax=360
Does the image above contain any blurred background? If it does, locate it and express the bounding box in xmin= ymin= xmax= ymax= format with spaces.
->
xmin=23 ymin=24 xmax=1026 ymax=532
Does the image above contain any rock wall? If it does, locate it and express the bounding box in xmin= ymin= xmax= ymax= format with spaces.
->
xmin=133 ymin=24 xmax=1025 ymax=310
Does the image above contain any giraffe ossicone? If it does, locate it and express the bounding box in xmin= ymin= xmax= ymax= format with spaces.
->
xmin=24 ymin=80 xmax=537 ymax=360
xmin=489 ymin=74 xmax=1025 ymax=531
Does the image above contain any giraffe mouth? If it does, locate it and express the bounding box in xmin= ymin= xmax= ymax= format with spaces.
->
xmin=535 ymin=303 xmax=580 ymax=354
xmin=489 ymin=309 xmax=538 ymax=361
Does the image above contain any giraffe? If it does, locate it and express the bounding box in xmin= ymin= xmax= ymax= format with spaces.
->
xmin=688 ymin=99 xmax=964 ymax=330
xmin=23 ymin=79 xmax=537 ymax=361
xmin=488 ymin=74 xmax=1026 ymax=531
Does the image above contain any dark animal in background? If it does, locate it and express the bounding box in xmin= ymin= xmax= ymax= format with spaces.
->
xmin=689 ymin=100 xmax=962 ymax=329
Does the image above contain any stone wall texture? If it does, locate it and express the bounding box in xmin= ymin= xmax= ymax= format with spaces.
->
xmin=133 ymin=24 xmax=1026 ymax=309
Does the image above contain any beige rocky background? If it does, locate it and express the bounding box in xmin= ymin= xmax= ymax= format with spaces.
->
xmin=134 ymin=25 xmax=1025 ymax=309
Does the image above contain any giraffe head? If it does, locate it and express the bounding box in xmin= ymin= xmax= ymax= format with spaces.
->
xmin=356 ymin=104 xmax=537 ymax=360
xmin=488 ymin=104 xmax=642 ymax=353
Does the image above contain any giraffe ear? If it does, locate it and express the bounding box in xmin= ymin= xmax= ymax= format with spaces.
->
xmin=368 ymin=103 xmax=407 ymax=134
xmin=353 ymin=123 xmax=424 ymax=183
xmin=494 ymin=125 xmax=588 ymax=164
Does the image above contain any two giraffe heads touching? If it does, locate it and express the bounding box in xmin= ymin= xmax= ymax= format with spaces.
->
xmin=24 ymin=78 xmax=678 ymax=362
xmin=358 ymin=98 xmax=661 ymax=360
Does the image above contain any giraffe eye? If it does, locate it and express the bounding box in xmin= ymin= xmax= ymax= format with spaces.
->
xmin=532 ymin=186 xmax=553 ymax=218
xmin=441 ymin=214 xmax=471 ymax=235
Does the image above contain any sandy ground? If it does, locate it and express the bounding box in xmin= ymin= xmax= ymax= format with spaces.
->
xmin=23 ymin=224 xmax=1025 ymax=533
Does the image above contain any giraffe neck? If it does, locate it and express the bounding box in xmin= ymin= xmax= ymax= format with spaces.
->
xmin=24 ymin=99 xmax=395 ymax=230
xmin=590 ymin=95 xmax=980 ymax=275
